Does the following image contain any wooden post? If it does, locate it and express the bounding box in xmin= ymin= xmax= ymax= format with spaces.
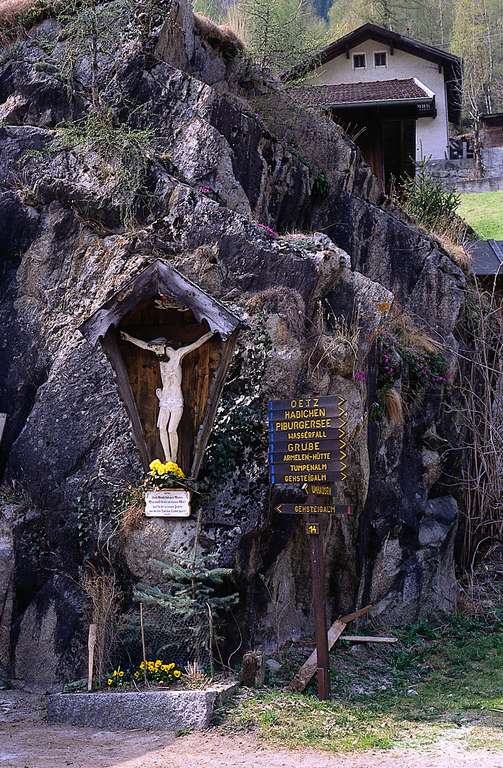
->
xmin=140 ymin=602 xmax=148 ymax=686
xmin=306 ymin=517 xmax=330 ymax=701
xmin=87 ymin=623 xmax=97 ymax=691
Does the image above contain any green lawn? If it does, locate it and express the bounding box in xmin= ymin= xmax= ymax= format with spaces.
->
xmin=458 ymin=192 xmax=503 ymax=239
xmin=223 ymin=612 xmax=503 ymax=753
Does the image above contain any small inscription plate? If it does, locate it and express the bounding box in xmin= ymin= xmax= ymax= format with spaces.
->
xmin=305 ymin=522 xmax=320 ymax=536
xmin=145 ymin=490 xmax=191 ymax=518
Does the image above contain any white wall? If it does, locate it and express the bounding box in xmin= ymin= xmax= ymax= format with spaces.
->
xmin=306 ymin=39 xmax=450 ymax=161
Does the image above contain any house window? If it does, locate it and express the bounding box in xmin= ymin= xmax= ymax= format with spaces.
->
xmin=353 ymin=53 xmax=366 ymax=69
xmin=374 ymin=51 xmax=387 ymax=67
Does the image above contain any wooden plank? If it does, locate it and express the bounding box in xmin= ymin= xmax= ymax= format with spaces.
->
xmin=80 ymin=260 xmax=242 ymax=346
xmin=288 ymin=621 xmax=346 ymax=693
xmin=101 ymin=329 xmax=150 ymax=469
xmin=191 ymin=329 xmax=239 ymax=478
xmin=157 ymin=261 xmax=240 ymax=339
xmin=87 ymin=624 xmax=97 ymax=691
xmin=81 ymin=263 xmax=159 ymax=345
xmin=340 ymin=635 xmax=397 ymax=643
xmin=287 ymin=604 xmax=373 ymax=693
xmin=337 ymin=605 xmax=373 ymax=624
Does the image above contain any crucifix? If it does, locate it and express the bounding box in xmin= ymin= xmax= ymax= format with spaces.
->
xmin=120 ymin=329 xmax=215 ymax=463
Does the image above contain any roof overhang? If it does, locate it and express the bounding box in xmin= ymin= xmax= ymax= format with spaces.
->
xmin=466 ymin=240 xmax=503 ymax=276
xmin=79 ymin=259 xmax=242 ymax=346
xmin=325 ymin=96 xmax=433 ymax=109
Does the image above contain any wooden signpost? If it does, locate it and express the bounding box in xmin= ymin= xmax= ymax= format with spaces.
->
xmin=268 ymin=394 xmax=350 ymax=701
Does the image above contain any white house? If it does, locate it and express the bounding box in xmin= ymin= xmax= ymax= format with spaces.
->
xmin=284 ymin=24 xmax=463 ymax=189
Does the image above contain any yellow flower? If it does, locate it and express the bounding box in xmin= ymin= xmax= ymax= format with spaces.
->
xmin=107 ymin=679 xmax=113 ymax=685
xmin=164 ymin=462 xmax=185 ymax=478
xmin=139 ymin=661 xmax=146 ymax=670
xmin=161 ymin=665 xmax=168 ymax=672
xmin=119 ymin=671 xmax=124 ymax=677
xmin=113 ymin=670 xmax=118 ymax=677
xmin=168 ymin=663 xmax=175 ymax=670
xmin=173 ymin=670 xmax=181 ymax=678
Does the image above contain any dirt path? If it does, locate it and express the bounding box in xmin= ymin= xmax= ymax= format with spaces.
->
xmin=1 ymin=690 xmax=503 ymax=768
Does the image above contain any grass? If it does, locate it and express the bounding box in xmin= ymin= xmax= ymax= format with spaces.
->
xmin=458 ymin=192 xmax=503 ymax=239
xmin=222 ymin=610 xmax=503 ymax=753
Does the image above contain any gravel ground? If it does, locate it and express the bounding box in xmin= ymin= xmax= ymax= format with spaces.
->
xmin=1 ymin=690 xmax=503 ymax=768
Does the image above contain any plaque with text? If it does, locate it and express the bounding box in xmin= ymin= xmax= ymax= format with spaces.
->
xmin=145 ymin=490 xmax=191 ymax=518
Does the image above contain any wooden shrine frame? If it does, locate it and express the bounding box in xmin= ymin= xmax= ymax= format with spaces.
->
xmin=79 ymin=259 xmax=242 ymax=478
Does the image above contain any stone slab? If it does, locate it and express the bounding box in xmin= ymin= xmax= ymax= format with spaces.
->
xmin=47 ymin=682 xmax=238 ymax=731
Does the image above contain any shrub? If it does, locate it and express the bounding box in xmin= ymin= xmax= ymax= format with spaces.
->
xmin=399 ymin=160 xmax=461 ymax=232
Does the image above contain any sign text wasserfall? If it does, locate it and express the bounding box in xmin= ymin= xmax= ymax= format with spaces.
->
xmin=268 ymin=395 xmax=348 ymax=484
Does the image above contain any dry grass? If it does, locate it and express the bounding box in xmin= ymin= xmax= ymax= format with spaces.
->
xmin=382 ymin=305 xmax=442 ymax=355
xmin=455 ymin=281 xmax=503 ymax=569
xmin=0 ymin=0 xmax=37 ymax=24
xmin=194 ymin=12 xmax=244 ymax=55
xmin=435 ymin=230 xmax=472 ymax=272
xmin=431 ymin=214 xmax=473 ymax=273
xmin=306 ymin=299 xmax=360 ymax=381
xmin=81 ymin=566 xmax=122 ymax=685
xmin=184 ymin=661 xmax=212 ymax=689
xmin=384 ymin=388 xmax=404 ymax=426
xmin=245 ymin=287 xmax=305 ymax=335
xmin=0 ymin=0 xmax=48 ymax=36
xmin=120 ymin=498 xmax=144 ymax=535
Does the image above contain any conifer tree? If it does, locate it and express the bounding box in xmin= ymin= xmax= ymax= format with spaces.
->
xmin=134 ymin=551 xmax=238 ymax=620
xmin=232 ymin=0 xmax=328 ymax=70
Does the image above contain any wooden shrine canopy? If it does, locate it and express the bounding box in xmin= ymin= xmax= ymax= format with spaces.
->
xmin=79 ymin=259 xmax=243 ymax=477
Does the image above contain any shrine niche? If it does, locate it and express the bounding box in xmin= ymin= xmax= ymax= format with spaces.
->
xmin=78 ymin=259 xmax=242 ymax=478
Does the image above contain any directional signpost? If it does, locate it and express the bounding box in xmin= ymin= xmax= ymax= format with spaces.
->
xmin=268 ymin=395 xmax=348 ymax=487
xmin=268 ymin=395 xmax=350 ymax=701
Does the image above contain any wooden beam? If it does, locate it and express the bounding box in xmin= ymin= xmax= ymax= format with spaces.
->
xmin=341 ymin=635 xmax=397 ymax=643
xmin=190 ymin=329 xmax=239 ymax=478
xmin=87 ymin=624 xmax=97 ymax=691
xmin=287 ymin=605 xmax=372 ymax=693
xmin=80 ymin=260 xmax=242 ymax=347
xmin=101 ymin=328 xmax=151 ymax=469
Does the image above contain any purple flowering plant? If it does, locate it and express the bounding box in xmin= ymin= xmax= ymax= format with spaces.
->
xmin=256 ymin=223 xmax=278 ymax=238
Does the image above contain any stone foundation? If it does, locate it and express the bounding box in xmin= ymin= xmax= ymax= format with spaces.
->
xmin=427 ymin=148 xmax=503 ymax=192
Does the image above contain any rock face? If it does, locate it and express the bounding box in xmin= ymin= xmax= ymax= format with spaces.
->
xmin=0 ymin=0 xmax=465 ymax=686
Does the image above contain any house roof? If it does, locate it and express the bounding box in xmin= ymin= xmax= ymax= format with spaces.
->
xmin=480 ymin=112 xmax=503 ymax=125
xmin=466 ymin=240 xmax=503 ymax=276
xmin=291 ymin=78 xmax=432 ymax=109
xmin=283 ymin=23 xmax=462 ymax=124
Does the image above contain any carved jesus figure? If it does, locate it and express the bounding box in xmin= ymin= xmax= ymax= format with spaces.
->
xmin=120 ymin=329 xmax=215 ymax=463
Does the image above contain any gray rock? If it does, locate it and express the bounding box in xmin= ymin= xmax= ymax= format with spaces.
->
xmin=47 ymin=683 xmax=238 ymax=731
xmin=265 ymin=659 xmax=282 ymax=672
xmin=0 ymin=505 xmax=16 ymax=677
